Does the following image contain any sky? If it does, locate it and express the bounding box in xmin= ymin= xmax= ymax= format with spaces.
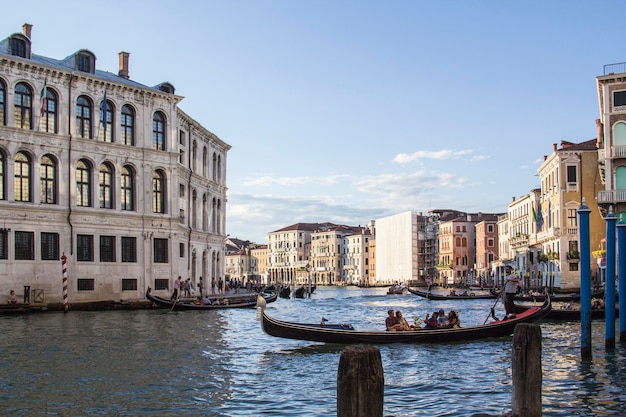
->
xmin=5 ymin=1 xmax=624 ymax=243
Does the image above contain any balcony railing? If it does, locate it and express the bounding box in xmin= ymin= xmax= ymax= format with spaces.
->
xmin=611 ymin=145 xmax=626 ymax=158
xmin=598 ymin=189 xmax=626 ymax=204
xmin=604 ymin=62 xmax=626 ymax=75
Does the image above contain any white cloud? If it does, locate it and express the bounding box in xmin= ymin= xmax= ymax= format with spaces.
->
xmin=392 ymin=149 xmax=475 ymax=164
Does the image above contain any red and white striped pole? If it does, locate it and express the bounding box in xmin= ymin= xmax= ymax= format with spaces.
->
xmin=62 ymin=253 xmax=68 ymax=313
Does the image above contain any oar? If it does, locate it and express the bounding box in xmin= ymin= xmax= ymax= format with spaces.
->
xmin=170 ymin=293 xmax=179 ymax=312
xmin=483 ymin=286 xmax=505 ymax=324
xmin=426 ymin=284 xmax=432 ymax=300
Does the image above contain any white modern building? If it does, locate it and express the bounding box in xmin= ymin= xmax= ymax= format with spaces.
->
xmin=0 ymin=24 xmax=230 ymax=305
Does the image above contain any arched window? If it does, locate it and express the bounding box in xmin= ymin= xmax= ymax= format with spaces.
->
xmin=152 ymin=170 xmax=166 ymax=213
xmin=153 ymin=112 xmax=166 ymax=151
xmin=202 ymin=193 xmax=207 ymax=231
xmin=76 ymin=159 xmax=91 ymax=207
xmin=217 ymin=155 xmax=222 ymax=183
xmin=202 ymin=147 xmax=207 ymax=177
xmin=99 ymin=163 xmax=113 ymax=209
xmin=462 ymin=237 xmax=467 ymax=247
xmin=14 ymin=83 xmax=33 ymax=130
xmin=212 ymin=152 xmax=217 ymax=180
xmin=455 ymin=237 xmax=461 ymax=247
xmin=40 ymin=155 xmax=57 ymax=204
xmin=0 ymin=79 xmax=6 ymax=126
xmin=192 ymin=189 xmax=197 ymax=229
xmin=192 ymin=140 xmax=197 ymax=172
xmin=99 ymin=98 xmax=114 ymax=142
xmin=0 ymin=149 xmax=5 ymax=200
xmin=121 ymin=105 xmax=135 ymax=146
xmin=40 ymin=87 xmax=58 ymax=133
xmin=14 ymin=151 xmax=32 ymax=202
xmin=121 ymin=166 xmax=134 ymax=211
xmin=76 ymin=96 xmax=92 ymax=139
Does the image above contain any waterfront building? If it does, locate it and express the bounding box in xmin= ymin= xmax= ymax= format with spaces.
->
xmin=342 ymin=223 xmax=374 ymax=286
xmin=250 ymin=244 xmax=269 ymax=285
xmin=537 ymin=139 xmax=604 ymax=290
xmin=366 ymin=234 xmax=376 ymax=287
xmin=374 ymin=211 xmax=439 ymax=286
xmin=474 ymin=215 xmax=500 ymax=287
xmin=310 ymin=224 xmax=364 ymax=286
xmin=0 ymin=24 xmax=229 ymax=304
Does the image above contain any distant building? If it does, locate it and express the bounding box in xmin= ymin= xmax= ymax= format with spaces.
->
xmin=0 ymin=24 xmax=230 ymax=304
xmin=342 ymin=222 xmax=374 ymax=286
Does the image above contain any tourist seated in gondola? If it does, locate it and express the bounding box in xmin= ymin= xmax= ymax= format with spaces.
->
xmin=448 ymin=289 xmax=457 ymax=296
xmin=437 ymin=309 xmax=449 ymax=327
xmin=395 ymin=310 xmax=415 ymax=330
xmin=448 ymin=310 xmax=461 ymax=328
xmin=591 ymin=298 xmax=605 ymax=309
xmin=459 ymin=290 xmax=469 ymax=296
xmin=423 ymin=311 xmax=439 ymax=329
xmin=193 ymin=296 xmax=206 ymax=305
xmin=385 ymin=309 xmax=404 ymax=331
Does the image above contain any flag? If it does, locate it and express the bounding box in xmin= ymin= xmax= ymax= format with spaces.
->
xmin=100 ymin=89 xmax=108 ymax=137
xmin=533 ymin=202 xmax=543 ymax=231
xmin=39 ymin=77 xmax=47 ymax=117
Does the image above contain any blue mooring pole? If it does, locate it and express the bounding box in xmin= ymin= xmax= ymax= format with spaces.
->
xmin=618 ymin=221 xmax=626 ymax=343
xmin=604 ymin=210 xmax=617 ymax=349
xmin=578 ymin=200 xmax=592 ymax=360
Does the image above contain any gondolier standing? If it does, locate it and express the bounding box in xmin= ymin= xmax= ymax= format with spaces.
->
xmin=503 ymin=266 xmax=521 ymax=317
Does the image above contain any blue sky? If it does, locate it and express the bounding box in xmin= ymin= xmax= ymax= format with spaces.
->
xmin=5 ymin=1 xmax=622 ymax=243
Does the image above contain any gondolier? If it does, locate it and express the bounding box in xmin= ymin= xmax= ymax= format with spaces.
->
xmin=503 ymin=266 xmax=521 ymax=317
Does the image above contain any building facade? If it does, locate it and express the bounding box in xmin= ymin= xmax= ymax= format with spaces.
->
xmin=0 ymin=25 xmax=229 ymax=304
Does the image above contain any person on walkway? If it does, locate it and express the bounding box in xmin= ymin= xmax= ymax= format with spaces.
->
xmin=8 ymin=290 xmax=17 ymax=304
xmin=211 ymin=278 xmax=216 ymax=294
xmin=198 ymin=277 xmax=203 ymax=297
xmin=217 ymin=278 xmax=223 ymax=294
xmin=503 ymin=266 xmax=522 ymax=318
xmin=171 ymin=276 xmax=182 ymax=301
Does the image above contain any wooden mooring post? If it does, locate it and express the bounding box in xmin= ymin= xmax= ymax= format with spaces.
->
xmin=511 ymin=323 xmax=542 ymax=417
xmin=337 ymin=344 xmax=384 ymax=417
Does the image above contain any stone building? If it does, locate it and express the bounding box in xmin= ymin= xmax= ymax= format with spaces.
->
xmin=0 ymin=24 xmax=229 ymax=304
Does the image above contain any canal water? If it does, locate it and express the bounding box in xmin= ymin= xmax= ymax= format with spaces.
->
xmin=1 ymin=286 xmax=624 ymax=416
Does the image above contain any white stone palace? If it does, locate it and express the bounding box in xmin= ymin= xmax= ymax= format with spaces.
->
xmin=0 ymin=24 xmax=230 ymax=305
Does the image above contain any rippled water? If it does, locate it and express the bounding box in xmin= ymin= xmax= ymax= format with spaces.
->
xmin=1 ymin=286 xmax=624 ymax=416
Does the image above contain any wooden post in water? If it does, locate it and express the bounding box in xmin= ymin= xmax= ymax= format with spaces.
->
xmin=511 ymin=323 xmax=542 ymax=417
xmin=337 ymin=344 xmax=384 ymax=417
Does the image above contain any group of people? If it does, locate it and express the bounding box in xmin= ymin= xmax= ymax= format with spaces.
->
xmin=385 ymin=308 xmax=461 ymax=331
xmin=423 ymin=309 xmax=461 ymax=329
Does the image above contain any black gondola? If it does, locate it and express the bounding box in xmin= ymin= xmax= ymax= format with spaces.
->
xmin=490 ymin=288 xmax=604 ymax=302
xmin=279 ymin=285 xmax=291 ymax=299
xmin=255 ymin=295 xmax=551 ymax=344
xmin=146 ymin=288 xmax=277 ymax=310
xmin=408 ymin=287 xmax=496 ymax=300
xmin=513 ymin=303 xmax=610 ymax=321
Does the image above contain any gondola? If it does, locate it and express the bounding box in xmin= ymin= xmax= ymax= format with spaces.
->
xmin=490 ymin=288 xmax=604 ymax=302
xmin=293 ymin=285 xmax=316 ymax=299
xmin=146 ymin=287 xmax=277 ymax=310
xmin=255 ymin=295 xmax=551 ymax=344
xmin=513 ymin=303 xmax=610 ymax=321
xmin=387 ymin=285 xmax=407 ymax=295
xmin=408 ymin=287 xmax=496 ymax=300
xmin=279 ymin=286 xmax=291 ymax=299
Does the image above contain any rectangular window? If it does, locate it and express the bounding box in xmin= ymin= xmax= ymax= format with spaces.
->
xmin=155 ymin=278 xmax=169 ymax=290
xmin=154 ymin=238 xmax=169 ymax=263
xmin=488 ymin=224 xmax=494 ymax=233
xmin=77 ymin=278 xmax=95 ymax=291
xmin=100 ymin=235 xmax=116 ymax=262
xmin=15 ymin=231 xmax=34 ymax=260
xmin=487 ymin=238 xmax=494 ymax=247
xmin=567 ymin=209 xmax=578 ymax=227
xmin=76 ymin=234 xmax=94 ymax=261
xmin=122 ymin=279 xmax=138 ymax=291
xmin=566 ymin=166 xmax=577 ymax=183
xmin=121 ymin=237 xmax=137 ymax=263
xmin=41 ymin=232 xmax=59 ymax=260
xmin=179 ymin=242 xmax=185 ymax=258
xmin=77 ymin=54 xmax=91 ymax=72
xmin=615 ymin=91 xmax=626 ymax=107
xmin=0 ymin=230 xmax=8 ymax=259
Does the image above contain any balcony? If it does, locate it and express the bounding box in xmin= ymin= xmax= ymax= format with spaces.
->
xmin=610 ymin=145 xmax=626 ymax=158
xmin=598 ymin=189 xmax=626 ymax=204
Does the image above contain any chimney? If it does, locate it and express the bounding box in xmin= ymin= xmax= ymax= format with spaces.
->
xmin=544 ymin=155 xmax=547 ymax=161
xmin=596 ymin=119 xmax=603 ymax=148
xmin=22 ymin=23 xmax=32 ymax=39
xmin=553 ymin=143 xmax=557 ymax=152
xmin=118 ymin=51 xmax=130 ymax=79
